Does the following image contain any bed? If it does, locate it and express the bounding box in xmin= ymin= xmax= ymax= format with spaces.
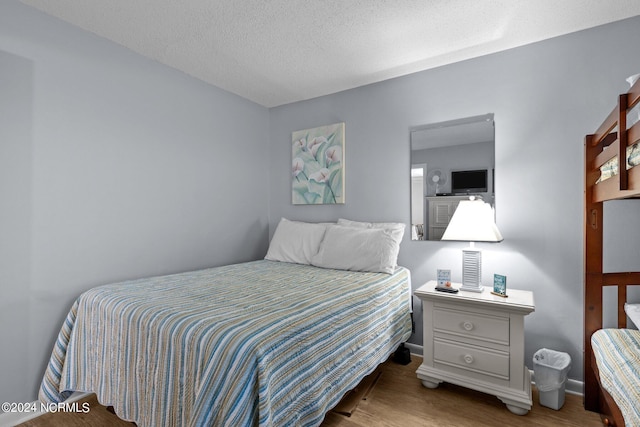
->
xmin=584 ymin=76 xmax=640 ymax=427
xmin=38 ymin=218 xmax=412 ymax=427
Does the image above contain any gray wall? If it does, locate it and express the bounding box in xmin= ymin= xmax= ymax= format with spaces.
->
xmin=0 ymin=1 xmax=269 ymax=403
xmin=269 ymin=17 xmax=640 ymax=382
xmin=0 ymin=49 xmax=33 ymax=405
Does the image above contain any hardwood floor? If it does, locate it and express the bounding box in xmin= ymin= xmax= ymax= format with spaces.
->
xmin=18 ymin=355 xmax=603 ymax=427
xmin=321 ymin=356 xmax=603 ymax=427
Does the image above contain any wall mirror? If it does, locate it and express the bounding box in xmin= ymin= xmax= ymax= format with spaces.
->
xmin=410 ymin=113 xmax=495 ymax=241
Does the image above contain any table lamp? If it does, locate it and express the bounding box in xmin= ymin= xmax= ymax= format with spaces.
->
xmin=441 ymin=197 xmax=503 ymax=292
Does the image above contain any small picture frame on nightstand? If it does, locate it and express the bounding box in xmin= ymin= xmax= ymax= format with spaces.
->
xmin=437 ymin=269 xmax=451 ymax=288
xmin=436 ymin=269 xmax=458 ymax=293
xmin=492 ymin=274 xmax=507 ymax=297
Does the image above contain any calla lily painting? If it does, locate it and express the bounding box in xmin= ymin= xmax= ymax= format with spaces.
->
xmin=292 ymin=122 xmax=345 ymax=204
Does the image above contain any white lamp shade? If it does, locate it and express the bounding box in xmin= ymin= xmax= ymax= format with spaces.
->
xmin=441 ymin=199 xmax=503 ymax=242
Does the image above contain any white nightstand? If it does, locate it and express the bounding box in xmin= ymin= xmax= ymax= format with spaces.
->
xmin=414 ymin=280 xmax=535 ymax=415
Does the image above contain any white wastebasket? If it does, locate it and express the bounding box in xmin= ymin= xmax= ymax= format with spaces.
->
xmin=533 ymin=348 xmax=571 ymax=410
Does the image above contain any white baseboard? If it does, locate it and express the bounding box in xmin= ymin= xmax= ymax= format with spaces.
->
xmin=403 ymin=341 xmax=423 ymax=356
xmin=402 ymin=343 xmax=584 ymax=397
xmin=0 ymin=392 xmax=90 ymax=427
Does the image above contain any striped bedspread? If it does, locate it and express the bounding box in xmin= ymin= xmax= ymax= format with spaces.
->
xmin=39 ymin=260 xmax=412 ymax=426
xmin=592 ymin=329 xmax=640 ymax=427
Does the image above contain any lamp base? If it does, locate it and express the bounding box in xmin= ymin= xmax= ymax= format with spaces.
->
xmin=460 ymin=284 xmax=484 ymax=293
xmin=461 ymin=246 xmax=482 ymax=292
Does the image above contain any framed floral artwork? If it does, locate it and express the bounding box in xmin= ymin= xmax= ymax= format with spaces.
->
xmin=292 ymin=122 xmax=345 ymax=204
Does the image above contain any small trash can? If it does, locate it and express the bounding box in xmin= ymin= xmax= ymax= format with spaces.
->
xmin=533 ymin=348 xmax=571 ymax=410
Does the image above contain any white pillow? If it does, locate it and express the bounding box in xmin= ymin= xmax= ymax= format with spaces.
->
xmin=337 ymin=219 xmax=405 ymax=265
xmin=337 ymin=218 xmax=405 ymax=240
xmin=265 ymin=218 xmax=328 ymax=265
xmin=311 ymin=225 xmax=400 ymax=274
xmin=625 ymin=303 xmax=640 ymax=328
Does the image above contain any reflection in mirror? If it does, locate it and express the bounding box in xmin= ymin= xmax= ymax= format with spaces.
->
xmin=410 ymin=114 xmax=495 ymax=241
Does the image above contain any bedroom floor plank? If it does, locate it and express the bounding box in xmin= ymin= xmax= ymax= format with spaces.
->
xmin=18 ymin=356 xmax=602 ymax=427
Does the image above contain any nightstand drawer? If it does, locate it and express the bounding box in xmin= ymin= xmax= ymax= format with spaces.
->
xmin=433 ymin=307 xmax=509 ymax=346
xmin=434 ymin=338 xmax=510 ymax=380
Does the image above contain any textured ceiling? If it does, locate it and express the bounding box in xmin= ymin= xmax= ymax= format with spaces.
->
xmin=20 ymin=0 xmax=640 ymax=107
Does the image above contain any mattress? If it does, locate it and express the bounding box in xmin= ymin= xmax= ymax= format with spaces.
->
xmin=39 ymin=260 xmax=412 ymax=427
xmin=591 ymin=329 xmax=640 ymax=427
xmin=625 ymin=303 xmax=640 ymax=328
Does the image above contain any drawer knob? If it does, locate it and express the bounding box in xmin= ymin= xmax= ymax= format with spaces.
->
xmin=462 ymin=321 xmax=474 ymax=331
xmin=463 ymin=354 xmax=474 ymax=364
